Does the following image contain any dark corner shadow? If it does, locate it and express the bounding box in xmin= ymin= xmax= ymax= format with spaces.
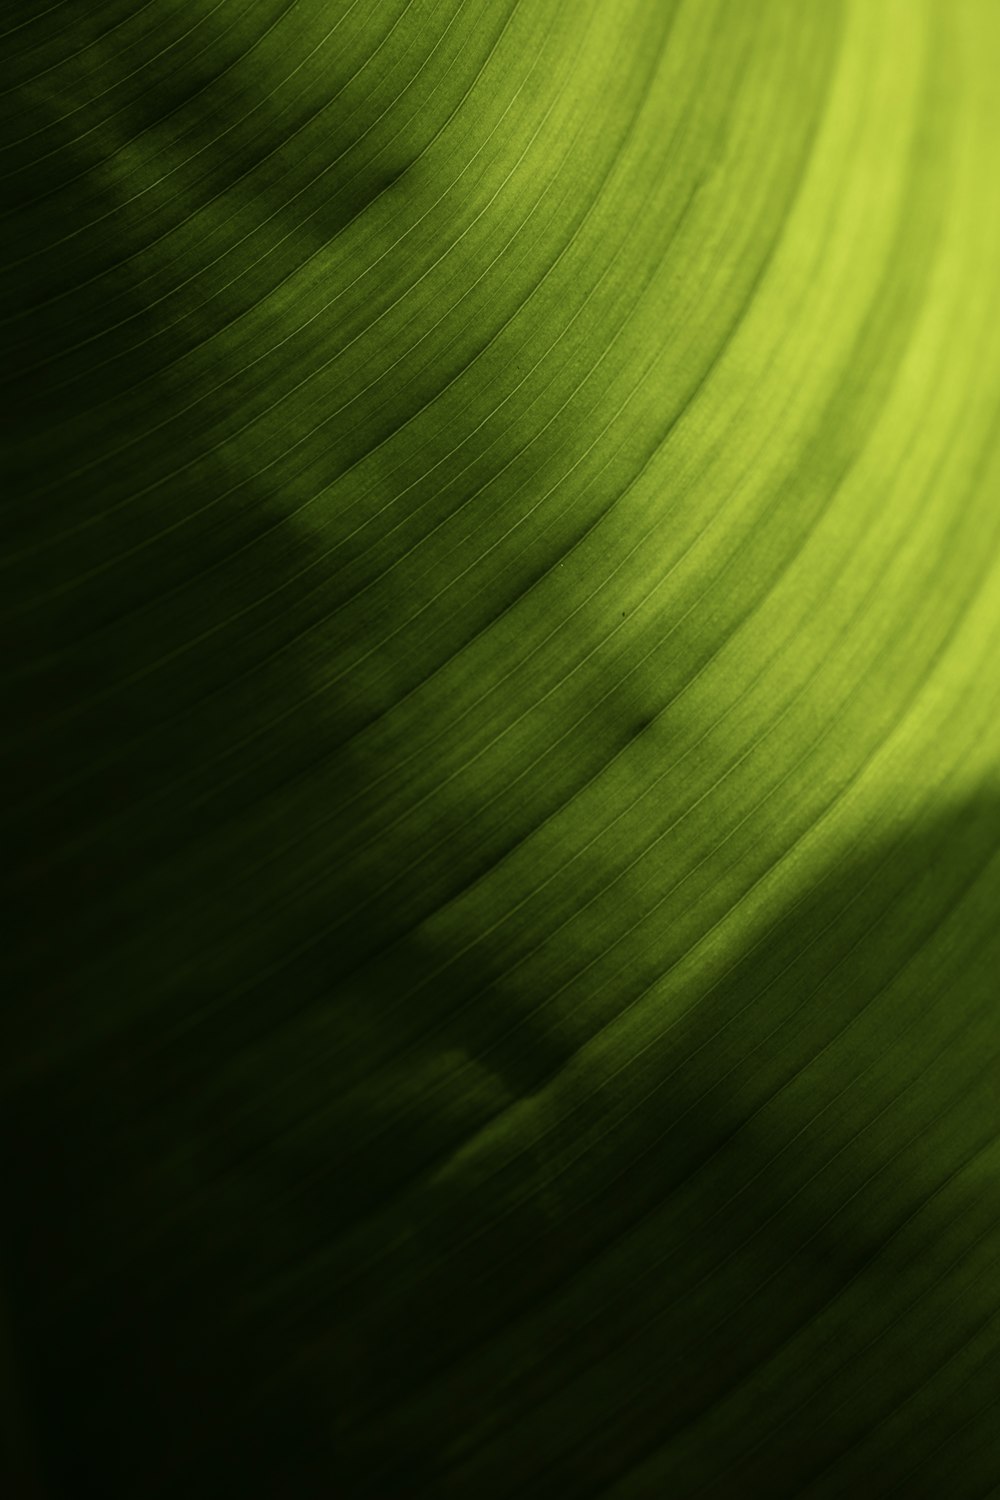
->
xmin=5 ymin=702 xmax=1000 ymax=1495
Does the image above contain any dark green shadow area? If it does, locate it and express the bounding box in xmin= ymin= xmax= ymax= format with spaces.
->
xmin=3 ymin=778 xmax=999 ymax=1496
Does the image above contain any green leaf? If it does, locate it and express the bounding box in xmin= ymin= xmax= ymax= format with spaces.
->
xmin=3 ymin=1 xmax=1000 ymax=1494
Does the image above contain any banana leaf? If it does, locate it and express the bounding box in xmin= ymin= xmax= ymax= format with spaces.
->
xmin=3 ymin=1 xmax=1000 ymax=1494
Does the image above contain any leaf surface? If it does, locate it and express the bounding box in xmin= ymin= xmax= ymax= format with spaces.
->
xmin=3 ymin=2 xmax=1000 ymax=1494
